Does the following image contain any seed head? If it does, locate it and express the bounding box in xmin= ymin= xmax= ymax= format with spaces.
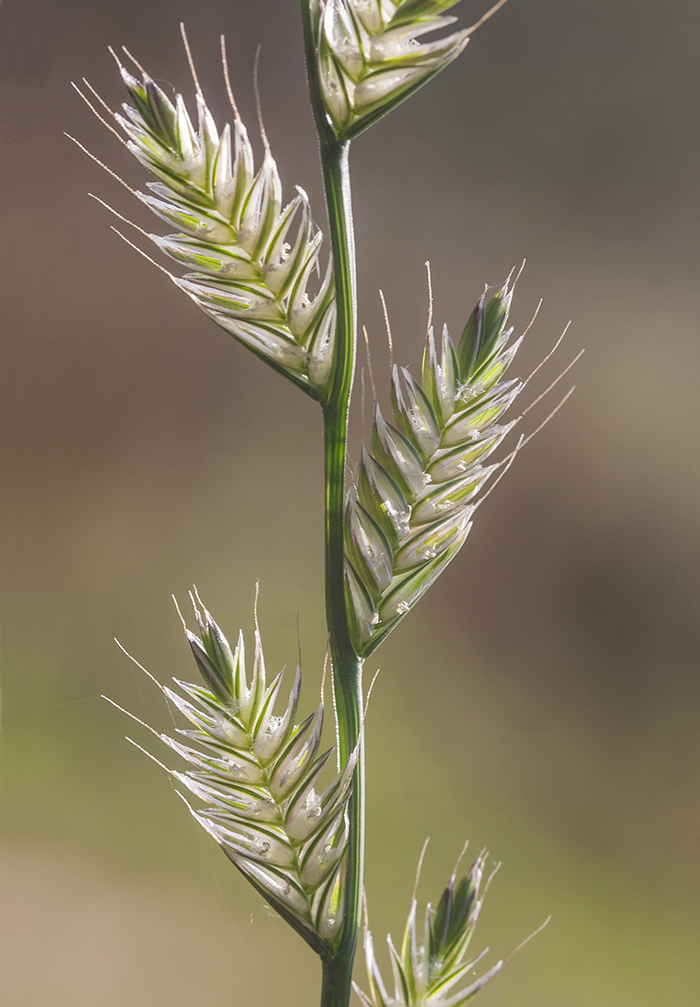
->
xmin=310 ymin=1 xmax=507 ymax=139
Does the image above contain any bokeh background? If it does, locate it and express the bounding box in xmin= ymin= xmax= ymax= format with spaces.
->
xmin=1 ymin=1 xmax=699 ymax=1004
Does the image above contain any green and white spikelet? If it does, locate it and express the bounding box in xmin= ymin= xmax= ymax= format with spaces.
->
xmin=354 ymin=848 xmax=503 ymax=1007
xmin=121 ymin=596 xmax=355 ymax=957
xmin=344 ymin=278 xmax=522 ymax=655
xmin=103 ymin=52 xmax=335 ymax=399
xmin=309 ymin=0 xmax=478 ymax=138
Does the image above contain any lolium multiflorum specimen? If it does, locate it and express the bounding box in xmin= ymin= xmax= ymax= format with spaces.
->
xmin=73 ymin=3 xmax=575 ymax=1005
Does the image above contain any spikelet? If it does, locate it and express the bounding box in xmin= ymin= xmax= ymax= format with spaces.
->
xmin=89 ymin=47 xmax=335 ymax=400
xmin=121 ymin=596 xmax=356 ymax=957
xmin=354 ymin=847 xmax=503 ymax=1007
xmin=345 ymin=278 xmax=521 ymax=655
xmin=309 ymin=0 xmax=480 ymax=138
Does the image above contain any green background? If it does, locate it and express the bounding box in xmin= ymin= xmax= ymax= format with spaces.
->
xmin=1 ymin=1 xmax=699 ymax=1003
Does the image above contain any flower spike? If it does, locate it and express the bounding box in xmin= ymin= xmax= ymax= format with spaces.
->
xmin=308 ymin=1 xmax=508 ymax=139
xmin=113 ymin=594 xmax=358 ymax=957
xmin=345 ymin=276 xmax=523 ymax=655
xmin=354 ymin=845 xmax=504 ymax=1007
xmin=77 ymin=37 xmax=335 ymax=400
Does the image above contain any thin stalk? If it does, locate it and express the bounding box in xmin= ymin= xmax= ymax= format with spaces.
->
xmin=300 ymin=5 xmax=364 ymax=1006
xmin=320 ymin=141 xmax=364 ymax=1007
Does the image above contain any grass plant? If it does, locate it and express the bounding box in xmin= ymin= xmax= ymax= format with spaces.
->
xmin=74 ymin=3 xmax=572 ymax=1005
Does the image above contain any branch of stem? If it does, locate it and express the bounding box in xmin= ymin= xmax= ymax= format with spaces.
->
xmin=300 ymin=5 xmax=364 ymax=1004
xmin=319 ymin=132 xmax=364 ymax=1007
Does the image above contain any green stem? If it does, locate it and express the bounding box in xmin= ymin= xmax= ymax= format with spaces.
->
xmin=320 ymin=141 xmax=364 ymax=1007
xmin=299 ymin=5 xmax=364 ymax=1006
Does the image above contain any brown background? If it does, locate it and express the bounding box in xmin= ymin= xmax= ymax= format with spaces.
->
xmin=1 ymin=1 xmax=699 ymax=1004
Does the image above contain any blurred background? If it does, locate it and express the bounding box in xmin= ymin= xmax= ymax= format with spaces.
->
xmin=1 ymin=0 xmax=699 ymax=1004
